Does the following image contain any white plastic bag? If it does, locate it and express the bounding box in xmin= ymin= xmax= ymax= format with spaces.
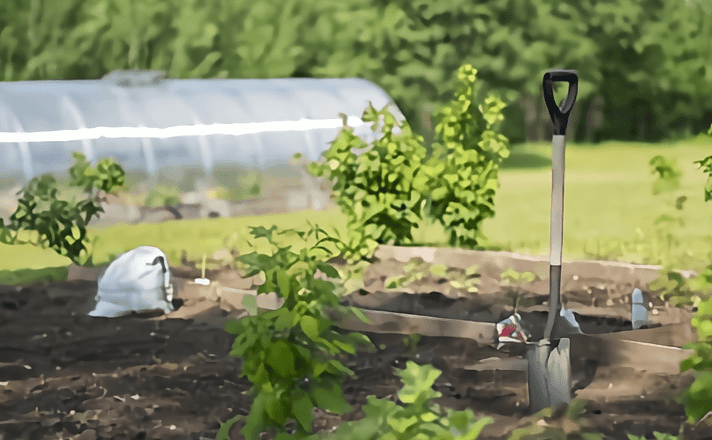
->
xmin=89 ymin=246 xmax=175 ymax=318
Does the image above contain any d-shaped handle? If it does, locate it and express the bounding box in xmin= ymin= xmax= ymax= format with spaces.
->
xmin=543 ymin=69 xmax=578 ymax=135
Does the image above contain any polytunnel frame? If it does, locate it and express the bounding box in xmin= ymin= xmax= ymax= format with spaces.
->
xmin=0 ymin=102 xmax=34 ymax=181
xmin=0 ymin=72 xmax=405 ymax=197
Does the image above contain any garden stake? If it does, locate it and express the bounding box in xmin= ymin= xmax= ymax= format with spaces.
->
xmin=527 ymin=69 xmax=578 ymax=414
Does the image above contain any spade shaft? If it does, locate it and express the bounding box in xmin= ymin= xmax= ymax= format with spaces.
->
xmin=528 ymin=69 xmax=578 ymax=414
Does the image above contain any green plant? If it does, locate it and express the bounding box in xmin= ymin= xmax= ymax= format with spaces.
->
xmin=221 ymin=223 xmax=374 ymax=440
xmin=500 ymin=268 xmax=538 ymax=312
xmin=403 ymin=334 xmax=421 ymax=356
xmin=307 ymin=103 xmax=428 ymax=261
xmin=695 ymin=123 xmax=712 ymax=201
xmin=648 ymin=269 xmax=699 ymax=308
xmin=648 ymin=155 xmax=687 ymax=265
xmin=307 ymin=64 xmax=509 ymax=260
xmin=680 ymin=293 xmax=712 ymax=425
xmin=415 ymin=64 xmax=510 ymax=249
xmin=627 ymin=430 xmax=684 ymax=440
xmin=507 ymin=399 xmax=603 ymax=440
xmin=208 ymin=169 xmax=263 ymax=201
xmin=307 ymin=361 xmax=493 ymax=440
xmin=664 ymin=124 xmax=712 ymax=430
xmin=216 ymin=415 xmax=243 ymax=439
xmin=0 ymin=152 xmax=125 ymax=266
xmin=384 ymin=258 xmax=431 ymax=290
xmin=697 ymin=155 xmax=712 ymax=203
xmin=445 ymin=265 xmax=481 ymax=293
xmin=384 ymin=257 xmax=480 ymax=294
xmin=144 ymin=185 xmax=181 ymax=207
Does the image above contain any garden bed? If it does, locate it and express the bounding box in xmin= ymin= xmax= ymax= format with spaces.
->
xmin=1 ymin=246 xmax=710 ymax=439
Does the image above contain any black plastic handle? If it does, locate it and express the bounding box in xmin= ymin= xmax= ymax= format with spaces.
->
xmin=543 ymin=69 xmax=578 ymax=136
xmin=148 ymin=255 xmax=167 ymax=273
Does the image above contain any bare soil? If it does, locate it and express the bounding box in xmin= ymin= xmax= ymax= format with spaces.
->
xmin=2 ymin=250 xmax=712 ymax=440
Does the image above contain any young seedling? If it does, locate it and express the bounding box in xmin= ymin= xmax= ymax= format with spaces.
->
xmin=402 ymin=334 xmax=421 ymax=357
xmin=447 ymin=265 xmax=481 ymax=294
xmin=384 ymin=259 xmax=481 ymax=294
xmin=500 ymin=268 xmax=538 ymax=313
xmin=385 ymin=258 xmax=430 ymax=290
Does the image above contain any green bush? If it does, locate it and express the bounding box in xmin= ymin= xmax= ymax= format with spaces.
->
xmin=307 ymin=103 xmax=428 ymax=261
xmin=221 ymin=224 xmax=373 ymax=440
xmin=680 ymin=291 xmax=712 ymax=425
xmin=308 ymin=64 xmax=508 ymax=260
xmin=416 ymin=64 xmax=509 ymax=249
xmin=0 ymin=152 xmax=125 ymax=266
xmin=144 ymin=185 xmax=181 ymax=207
xmin=665 ymin=123 xmax=712 ymax=427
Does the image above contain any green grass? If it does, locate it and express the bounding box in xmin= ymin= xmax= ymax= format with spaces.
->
xmin=485 ymin=137 xmax=712 ymax=265
xmin=1 ymin=137 xmax=711 ymax=285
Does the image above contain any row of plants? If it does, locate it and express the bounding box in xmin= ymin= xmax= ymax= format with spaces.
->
xmin=214 ymin=115 xmax=712 ymax=439
xmin=215 ymin=80 xmax=712 ymax=439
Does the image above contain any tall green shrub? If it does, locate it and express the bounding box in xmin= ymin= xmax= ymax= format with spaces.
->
xmin=307 ymin=64 xmax=508 ymax=259
xmin=306 ymin=105 xmax=428 ymax=261
xmin=416 ymin=64 xmax=509 ymax=248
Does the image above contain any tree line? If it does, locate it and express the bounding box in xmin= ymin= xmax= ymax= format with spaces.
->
xmin=1 ymin=0 xmax=710 ymax=143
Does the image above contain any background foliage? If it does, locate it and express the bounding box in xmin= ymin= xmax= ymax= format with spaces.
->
xmin=1 ymin=0 xmax=710 ymax=144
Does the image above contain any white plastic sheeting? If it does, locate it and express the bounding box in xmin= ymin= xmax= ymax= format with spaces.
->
xmin=89 ymin=246 xmax=175 ymax=318
xmin=0 ymin=71 xmax=404 ymax=187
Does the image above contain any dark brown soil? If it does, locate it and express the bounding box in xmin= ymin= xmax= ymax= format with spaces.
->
xmin=2 ymin=251 xmax=712 ymax=440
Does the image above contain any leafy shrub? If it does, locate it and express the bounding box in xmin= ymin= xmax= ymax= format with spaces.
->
xmin=384 ymin=257 xmax=481 ymax=294
xmin=144 ymin=185 xmax=181 ymax=207
xmin=0 ymin=152 xmax=125 ymax=265
xmin=221 ymin=224 xmax=374 ymax=440
xmin=680 ymin=294 xmax=712 ymax=424
xmin=672 ymin=126 xmax=712 ymax=427
xmin=307 ymin=103 xmax=428 ymax=261
xmin=307 ymin=361 xmax=493 ymax=440
xmin=307 ymin=64 xmax=508 ymax=260
xmin=500 ymin=268 xmax=538 ymax=312
xmin=416 ymin=64 xmax=510 ymax=249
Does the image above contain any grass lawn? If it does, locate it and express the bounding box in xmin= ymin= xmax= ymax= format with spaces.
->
xmin=487 ymin=137 xmax=712 ymax=265
xmin=1 ymin=137 xmax=711 ymax=285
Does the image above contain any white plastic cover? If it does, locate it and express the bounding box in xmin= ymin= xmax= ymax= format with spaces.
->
xmin=631 ymin=288 xmax=648 ymax=329
xmin=0 ymin=76 xmax=405 ymax=189
xmin=89 ymin=246 xmax=175 ymax=318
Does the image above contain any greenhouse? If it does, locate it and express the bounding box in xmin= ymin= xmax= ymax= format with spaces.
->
xmin=0 ymin=70 xmax=404 ymax=192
